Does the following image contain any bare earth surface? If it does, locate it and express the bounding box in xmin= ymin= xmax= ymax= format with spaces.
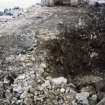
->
xmin=0 ymin=5 xmax=104 ymax=105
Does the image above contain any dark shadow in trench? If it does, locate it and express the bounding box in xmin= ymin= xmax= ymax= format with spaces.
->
xmin=44 ymin=7 xmax=105 ymax=78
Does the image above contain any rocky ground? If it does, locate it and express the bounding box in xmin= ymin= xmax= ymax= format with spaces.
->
xmin=0 ymin=5 xmax=105 ymax=105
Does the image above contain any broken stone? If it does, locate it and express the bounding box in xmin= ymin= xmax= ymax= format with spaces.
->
xmin=76 ymin=92 xmax=89 ymax=105
xmin=41 ymin=80 xmax=51 ymax=89
xmin=60 ymin=88 xmax=65 ymax=93
xmin=50 ymin=77 xmax=67 ymax=86
xmin=89 ymin=94 xmax=97 ymax=105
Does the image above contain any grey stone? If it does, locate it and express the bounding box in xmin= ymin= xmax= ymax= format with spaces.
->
xmin=97 ymin=97 xmax=105 ymax=105
xmin=89 ymin=94 xmax=97 ymax=105
xmin=76 ymin=92 xmax=89 ymax=105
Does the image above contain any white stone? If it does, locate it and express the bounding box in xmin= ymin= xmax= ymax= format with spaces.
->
xmin=20 ymin=91 xmax=27 ymax=99
xmin=41 ymin=80 xmax=51 ymax=88
xmin=4 ymin=78 xmax=10 ymax=84
xmin=40 ymin=63 xmax=46 ymax=68
xmin=90 ymin=52 xmax=98 ymax=58
xmin=70 ymin=89 xmax=77 ymax=94
xmin=78 ymin=18 xmax=85 ymax=28
xmin=72 ymin=100 xmax=77 ymax=105
xmin=50 ymin=77 xmax=67 ymax=85
xmin=16 ymin=74 xmax=26 ymax=80
xmin=60 ymin=88 xmax=65 ymax=93
xmin=13 ymin=85 xmax=23 ymax=93
xmin=91 ymin=94 xmax=97 ymax=101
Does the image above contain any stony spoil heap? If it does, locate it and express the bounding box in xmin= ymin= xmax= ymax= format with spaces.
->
xmin=0 ymin=5 xmax=105 ymax=105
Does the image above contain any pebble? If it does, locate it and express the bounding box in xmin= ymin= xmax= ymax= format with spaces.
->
xmin=60 ymin=88 xmax=65 ymax=93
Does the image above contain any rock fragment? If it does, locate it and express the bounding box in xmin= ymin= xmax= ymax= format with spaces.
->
xmin=76 ymin=92 xmax=89 ymax=105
